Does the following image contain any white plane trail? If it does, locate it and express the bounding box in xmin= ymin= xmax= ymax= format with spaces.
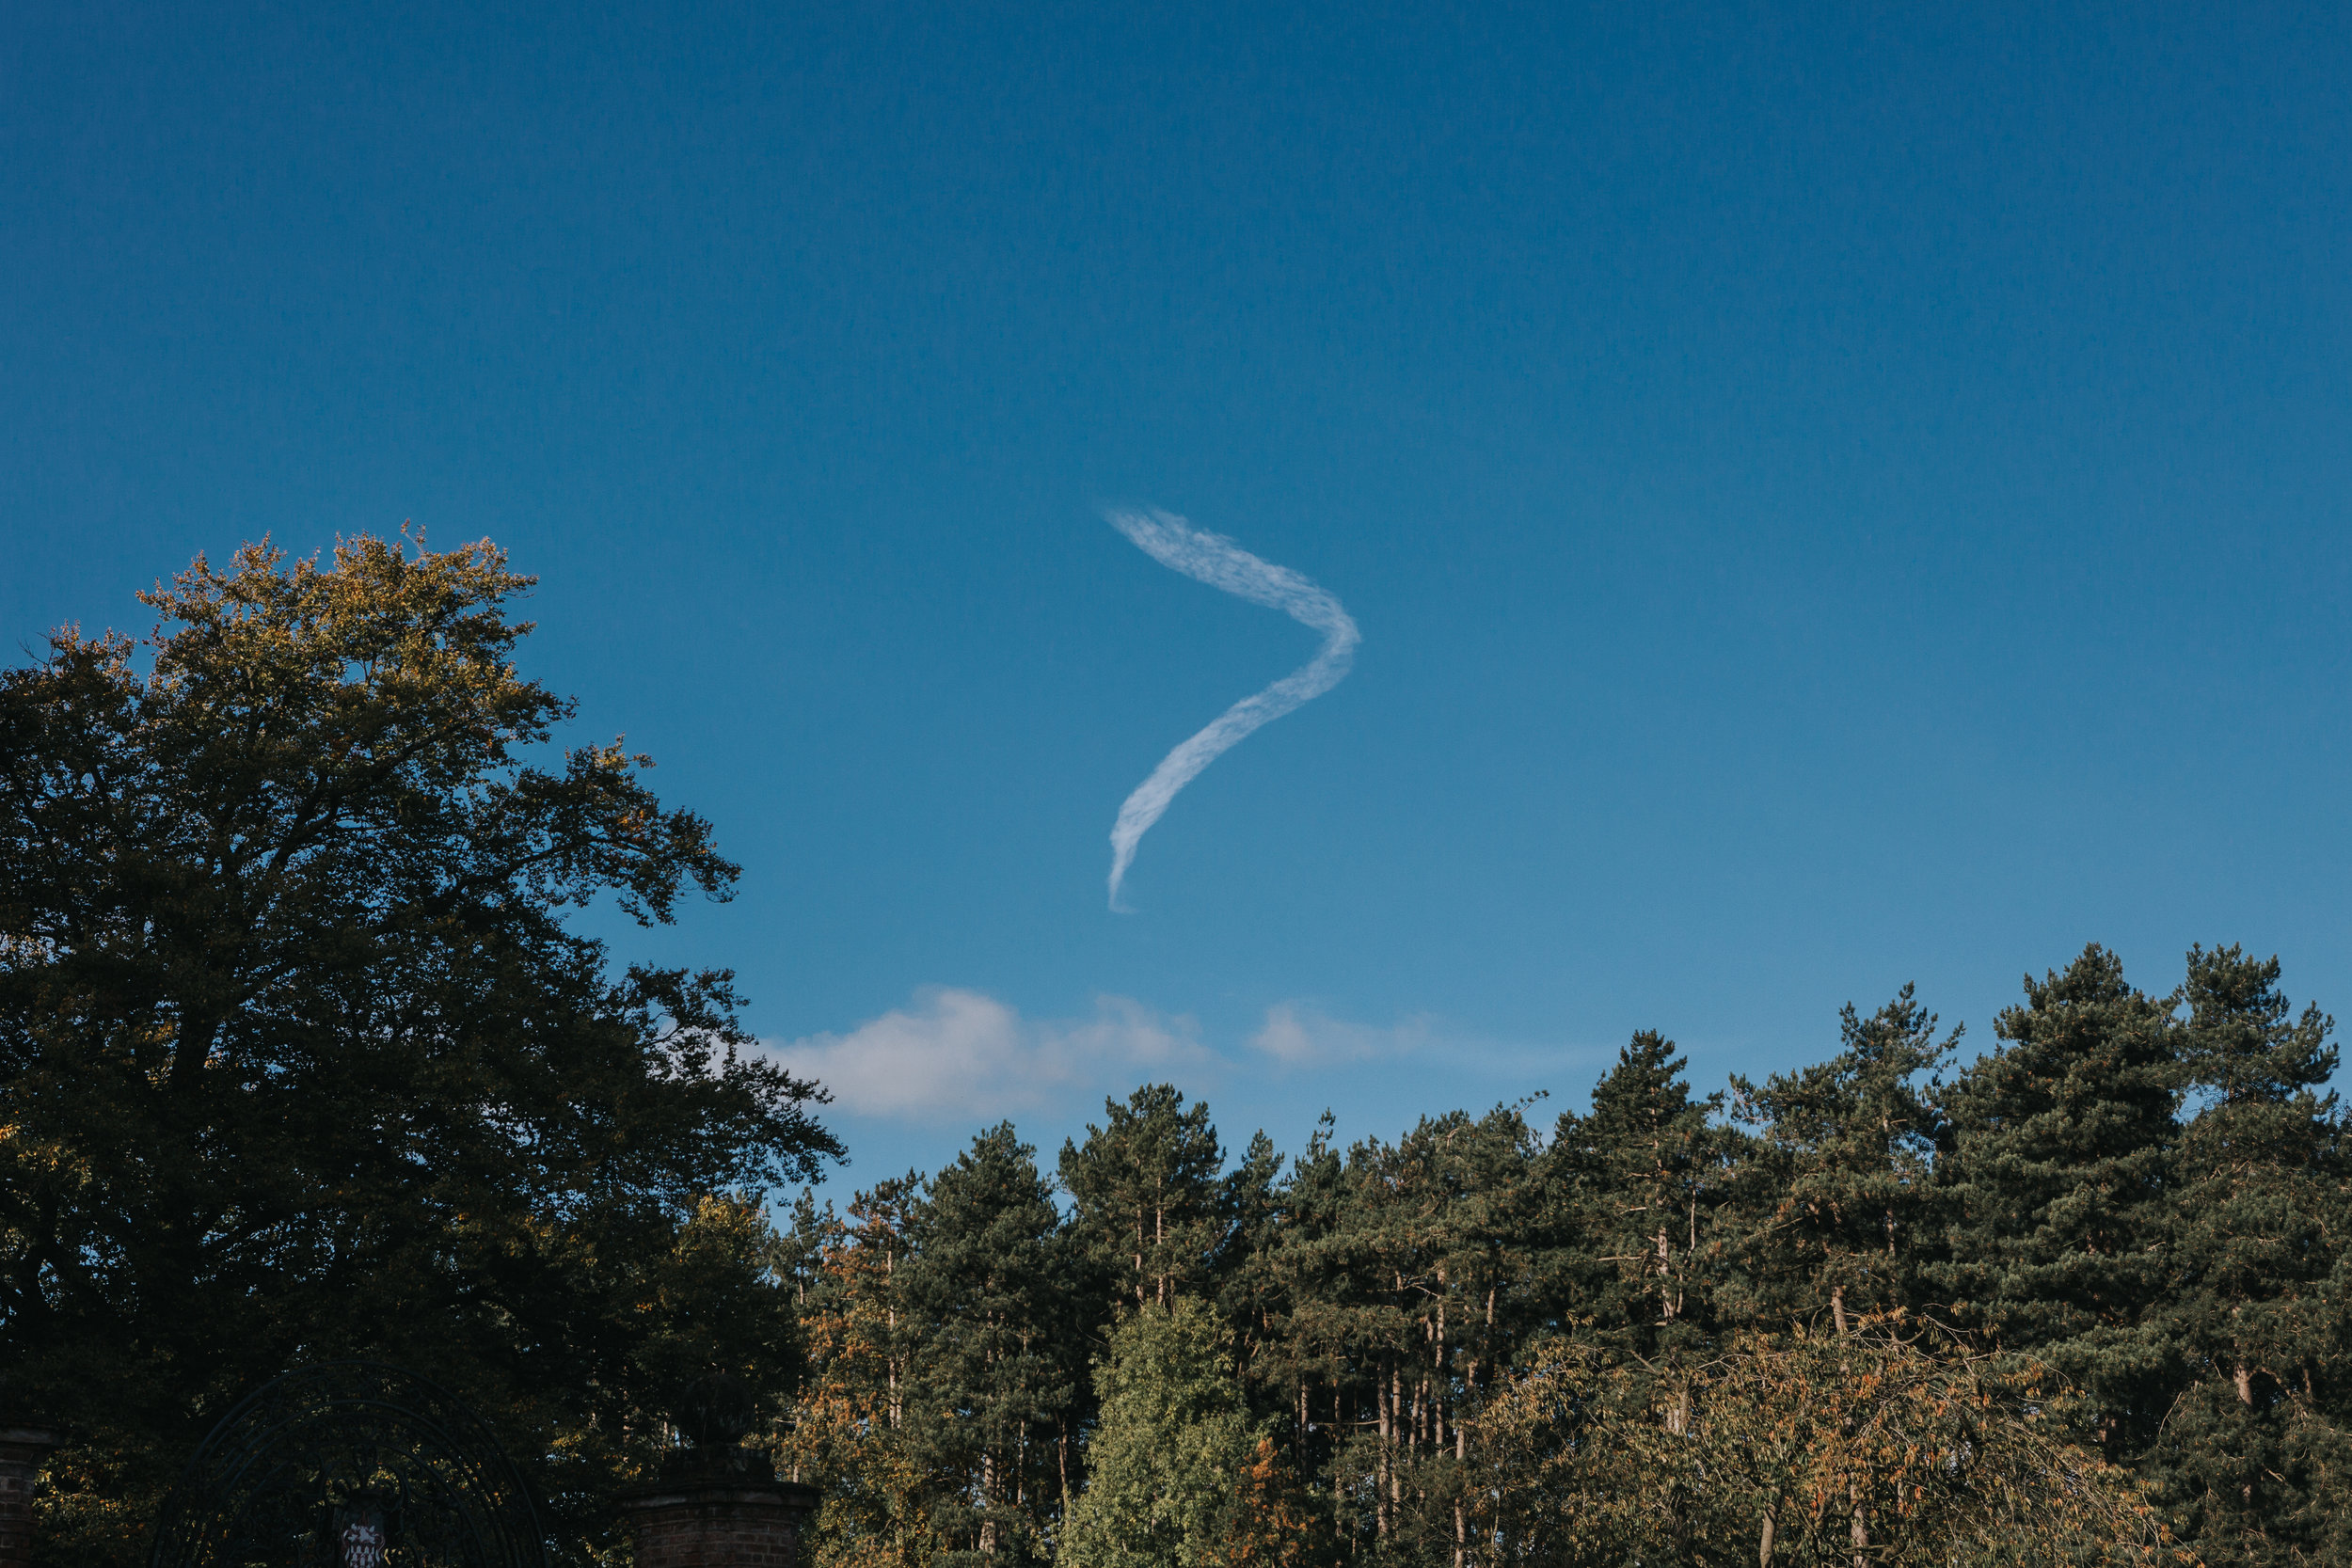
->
xmin=1104 ymin=508 xmax=1359 ymax=911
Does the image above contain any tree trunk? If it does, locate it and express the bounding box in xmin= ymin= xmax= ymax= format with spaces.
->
xmin=1392 ymin=1365 xmax=1406 ymax=1515
xmin=1831 ymin=1284 xmax=1849 ymax=1338
xmin=1758 ymin=1508 xmax=1775 ymax=1567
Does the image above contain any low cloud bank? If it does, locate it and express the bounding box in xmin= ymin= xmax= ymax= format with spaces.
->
xmin=764 ymin=989 xmax=1211 ymax=1121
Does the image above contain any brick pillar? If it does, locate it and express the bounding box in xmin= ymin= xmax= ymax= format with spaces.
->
xmin=619 ymin=1450 xmax=816 ymax=1568
xmin=0 ymin=1423 xmax=64 ymax=1568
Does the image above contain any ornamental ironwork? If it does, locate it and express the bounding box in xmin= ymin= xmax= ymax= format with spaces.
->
xmin=147 ymin=1362 xmax=548 ymax=1568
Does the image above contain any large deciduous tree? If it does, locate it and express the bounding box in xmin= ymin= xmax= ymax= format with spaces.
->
xmin=1479 ymin=1321 xmax=2187 ymax=1567
xmin=0 ymin=534 xmax=837 ymax=1565
xmin=1058 ymin=1299 xmax=1260 ymax=1568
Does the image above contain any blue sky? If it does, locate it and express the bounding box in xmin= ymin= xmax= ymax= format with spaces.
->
xmin=7 ymin=1 xmax=2351 ymax=1185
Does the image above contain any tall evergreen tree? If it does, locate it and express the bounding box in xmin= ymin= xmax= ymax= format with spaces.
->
xmin=902 ymin=1124 xmax=1085 ymax=1563
xmin=2149 ymin=946 xmax=2352 ymax=1565
xmin=1551 ymin=1032 xmax=1740 ymax=1359
xmin=1235 ymin=1115 xmax=1353 ymax=1481
xmin=1728 ymin=987 xmax=1954 ymax=1332
xmin=1060 ymin=1085 xmax=1228 ymax=1310
xmin=1302 ymin=1105 xmax=1547 ymax=1560
xmin=1932 ymin=943 xmax=2181 ymax=1458
xmin=1217 ymin=1129 xmax=1289 ymax=1388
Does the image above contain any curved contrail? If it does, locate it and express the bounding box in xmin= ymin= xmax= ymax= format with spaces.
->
xmin=1104 ymin=508 xmax=1359 ymax=911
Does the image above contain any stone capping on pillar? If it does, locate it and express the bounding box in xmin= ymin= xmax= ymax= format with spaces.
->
xmin=616 ymin=1451 xmax=817 ymax=1568
xmin=620 ymin=1374 xmax=812 ymax=1568
xmin=0 ymin=1421 xmax=66 ymax=1568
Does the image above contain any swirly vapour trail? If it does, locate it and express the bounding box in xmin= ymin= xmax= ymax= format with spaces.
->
xmin=1104 ymin=509 xmax=1359 ymax=911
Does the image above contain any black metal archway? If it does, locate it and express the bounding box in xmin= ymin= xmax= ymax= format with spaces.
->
xmin=147 ymin=1362 xmax=548 ymax=1568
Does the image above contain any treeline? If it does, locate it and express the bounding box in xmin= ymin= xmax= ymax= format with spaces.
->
xmin=773 ymin=943 xmax=2347 ymax=1567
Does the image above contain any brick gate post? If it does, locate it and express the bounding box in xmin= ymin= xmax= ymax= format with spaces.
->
xmin=0 ymin=1421 xmax=64 ymax=1568
xmin=619 ymin=1378 xmax=814 ymax=1568
xmin=618 ymin=1453 xmax=817 ymax=1568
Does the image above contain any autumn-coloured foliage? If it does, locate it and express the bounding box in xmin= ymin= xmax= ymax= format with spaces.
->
xmin=1218 ymin=1439 xmax=1343 ymax=1568
xmin=774 ymin=1185 xmax=932 ymax=1568
xmin=1479 ymin=1319 xmax=2190 ymax=1566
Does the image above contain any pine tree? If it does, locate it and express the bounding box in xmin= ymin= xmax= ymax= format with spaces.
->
xmin=1932 ymin=943 xmax=2181 ymax=1458
xmin=901 ymin=1124 xmax=1084 ymax=1564
xmin=1728 ymin=987 xmax=1955 ymax=1332
xmin=1551 ymin=1031 xmax=1740 ymax=1360
xmin=1060 ymin=1085 xmax=1229 ymax=1310
xmin=1234 ymin=1114 xmax=1353 ymax=1487
xmin=2149 ymin=946 xmax=2352 ymax=1565
xmin=1302 ymin=1105 xmax=1546 ymax=1561
xmin=1216 ymin=1129 xmax=1289 ymax=1394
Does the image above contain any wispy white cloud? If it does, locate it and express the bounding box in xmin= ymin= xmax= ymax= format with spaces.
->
xmin=1104 ymin=509 xmax=1359 ymax=911
xmin=764 ymin=989 xmax=1212 ymax=1122
xmin=1250 ymin=1002 xmax=1441 ymax=1066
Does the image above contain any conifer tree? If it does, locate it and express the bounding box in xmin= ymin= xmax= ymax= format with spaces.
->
xmin=1233 ymin=1115 xmax=1353 ymax=1481
xmin=1312 ymin=1105 xmax=1547 ymax=1560
xmin=1728 ymin=987 xmax=1955 ymax=1332
xmin=1551 ymin=1031 xmax=1740 ymax=1359
xmin=1932 ymin=944 xmax=2181 ymax=1458
xmin=1060 ymin=1085 xmax=1228 ymax=1310
xmin=2149 ymin=945 xmax=2352 ymax=1565
xmin=1216 ymin=1130 xmax=1289 ymax=1388
xmin=902 ymin=1124 xmax=1084 ymax=1563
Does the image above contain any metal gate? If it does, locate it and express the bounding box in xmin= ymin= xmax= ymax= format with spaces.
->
xmin=147 ymin=1363 xmax=548 ymax=1568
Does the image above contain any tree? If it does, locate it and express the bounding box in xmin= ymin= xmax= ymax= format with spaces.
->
xmin=1315 ymin=1105 xmax=1549 ymax=1562
xmin=1728 ymin=988 xmax=1955 ymax=1333
xmin=778 ymin=1179 xmax=931 ymax=1568
xmin=1058 ymin=1299 xmax=1260 ymax=1568
xmin=901 ymin=1124 xmax=1085 ymax=1563
xmin=2147 ymin=946 xmax=2352 ymax=1565
xmin=1479 ymin=1320 xmax=2187 ymax=1566
xmin=1060 ymin=1085 xmax=1228 ymax=1311
xmin=0 ymin=534 xmax=838 ymax=1566
xmin=1551 ymin=1030 xmax=1740 ymax=1359
xmin=1931 ymin=945 xmax=2183 ymax=1461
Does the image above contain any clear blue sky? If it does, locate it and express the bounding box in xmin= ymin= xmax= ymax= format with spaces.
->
xmin=8 ymin=1 xmax=2350 ymax=1185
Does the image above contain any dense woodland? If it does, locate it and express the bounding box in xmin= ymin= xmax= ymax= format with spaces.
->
xmin=4 ymin=537 xmax=2347 ymax=1568
xmin=773 ymin=947 xmax=2348 ymax=1568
